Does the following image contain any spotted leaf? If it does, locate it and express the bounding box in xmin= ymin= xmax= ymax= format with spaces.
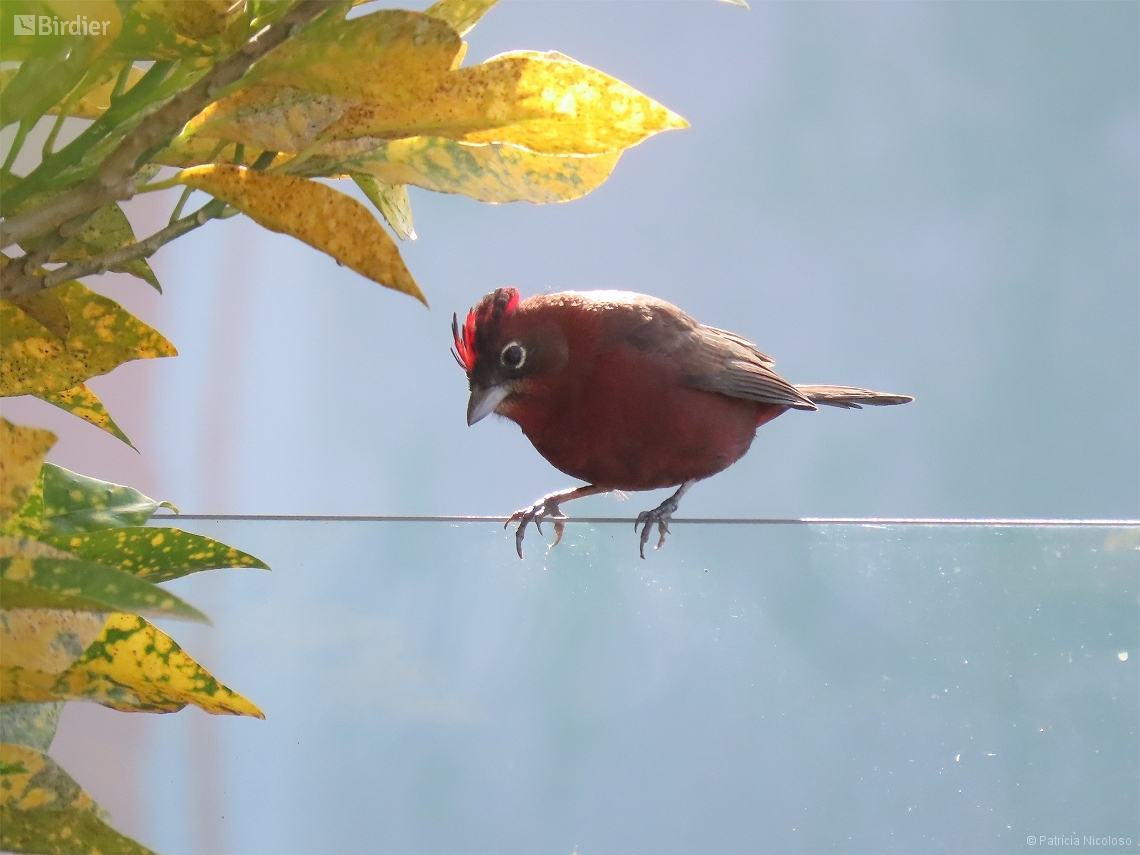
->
xmin=322 ymin=52 xmax=689 ymax=156
xmin=39 ymin=463 xmax=175 ymax=535
xmin=177 ymin=164 xmax=425 ymax=302
xmin=0 ymin=281 xmax=177 ymax=400
xmin=39 ymin=526 xmax=270 ymax=584
xmin=0 ymin=420 xmax=56 ymax=526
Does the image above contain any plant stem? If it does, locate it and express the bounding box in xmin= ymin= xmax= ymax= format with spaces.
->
xmin=110 ymin=63 xmax=134 ymax=102
xmin=168 ymin=186 xmax=195 ymax=225
xmin=0 ymin=0 xmax=337 ymax=250
xmin=1 ymin=201 xmax=227 ymax=298
xmin=2 ymin=121 xmax=33 ymax=175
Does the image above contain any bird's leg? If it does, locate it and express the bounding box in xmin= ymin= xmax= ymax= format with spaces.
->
xmin=634 ymin=480 xmax=696 ymax=559
xmin=506 ymin=484 xmax=609 ymax=559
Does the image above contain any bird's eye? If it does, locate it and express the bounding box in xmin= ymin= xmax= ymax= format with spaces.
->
xmin=500 ymin=342 xmax=526 ymax=369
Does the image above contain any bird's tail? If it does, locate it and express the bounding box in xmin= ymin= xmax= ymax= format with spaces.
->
xmin=794 ymin=385 xmax=914 ymax=410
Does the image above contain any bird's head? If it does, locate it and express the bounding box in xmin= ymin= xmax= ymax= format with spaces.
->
xmin=452 ymin=288 xmax=568 ymax=425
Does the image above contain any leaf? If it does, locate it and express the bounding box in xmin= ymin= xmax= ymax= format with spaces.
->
xmin=36 ymin=384 xmax=134 ymax=447
xmin=39 ymin=526 xmax=270 ymax=584
xmin=0 ymin=539 xmax=210 ymax=623
xmin=177 ymin=164 xmax=426 ymax=303
xmin=244 ymin=9 xmax=461 ymax=103
xmin=352 ymin=175 xmax=416 ymax=240
xmin=45 ymin=65 xmax=147 ymax=121
xmin=0 ymin=744 xmax=155 ymax=855
xmin=7 ymin=290 xmax=70 ymax=342
xmin=0 ymin=703 xmax=65 ymax=752
xmin=345 ymin=136 xmax=623 ymax=204
xmin=52 ymin=613 xmax=265 ymax=717
xmin=424 ymin=0 xmax=499 ymax=38
xmin=186 ymin=85 xmax=355 ymax=154
xmin=1 ymin=469 xmax=43 ymax=540
xmin=0 ymin=610 xmax=108 ymax=703
xmin=0 ymin=420 xmax=56 ymax=525
xmin=0 ymin=281 xmax=177 ymax=400
xmin=1 ymin=36 xmax=98 ymax=128
xmin=49 ymin=203 xmax=162 ymax=292
xmin=40 ymin=463 xmax=175 ymax=535
xmin=134 ymin=0 xmax=245 ymax=40
xmin=109 ymin=2 xmax=218 ymax=60
xmin=322 ymin=52 xmax=689 ymax=156
xmin=0 ymin=804 xmax=155 ymax=855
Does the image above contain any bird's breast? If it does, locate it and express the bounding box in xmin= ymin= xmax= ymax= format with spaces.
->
xmin=502 ymin=345 xmax=785 ymax=490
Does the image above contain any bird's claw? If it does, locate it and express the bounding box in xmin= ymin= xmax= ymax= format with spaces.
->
xmin=506 ymin=500 xmax=569 ymax=559
xmin=634 ymin=495 xmax=682 ymax=559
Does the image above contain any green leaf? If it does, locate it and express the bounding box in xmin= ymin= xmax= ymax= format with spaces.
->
xmin=48 ymin=203 xmax=162 ymax=292
xmin=0 ymin=806 xmax=155 ymax=855
xmin=40 ymin=526 xmax=270 ymax=584
xmin=352 ymin=175 xmax=416 ymax=240
xmin=424 ymin=0 xmax=499 ymax=38
xmin=40 ymin=463 xmax=175 ymax=535
xmin=0 ymin=38 xmax=97 ymax=128
xmin=0 ymin=703 xmax=65 ymax=753
xmin=0 ymin=554 xmax=210 ymax=623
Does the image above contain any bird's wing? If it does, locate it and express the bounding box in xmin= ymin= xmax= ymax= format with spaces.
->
xmin=606 ymin=298 xmax=816 ymax=410
xmin=683 ymin=326 xmax=816 ymax=410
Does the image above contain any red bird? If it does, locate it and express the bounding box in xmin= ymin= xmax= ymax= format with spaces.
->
xmin=453 ymin=289 xmax=912 ymax=558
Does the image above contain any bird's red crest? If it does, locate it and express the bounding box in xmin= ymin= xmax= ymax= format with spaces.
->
xmin=452 ymin=288 xmax=520 ymax=373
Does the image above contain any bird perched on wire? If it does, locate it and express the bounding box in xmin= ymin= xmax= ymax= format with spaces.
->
xmin=453 ymin=288 xmax=912 ymax=558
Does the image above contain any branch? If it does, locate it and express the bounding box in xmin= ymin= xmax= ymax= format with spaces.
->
xmin=1 ymin=203 xmax=225 ymax=299
xmin=0 ymin=0 xmax=336 ymax=250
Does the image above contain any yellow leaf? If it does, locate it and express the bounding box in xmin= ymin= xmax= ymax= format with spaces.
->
xmin=134 ymin=0 xmax=243 ymax=40
xmin=347 ymin=136 xmax=623 ymax=204
xmin=44 ymin=0 xmax=122 ymax=52
xmin=153 ymin=138 xmax=282 ymax=169
xmin=186 ymin=85 xmax=356 ymax=154
xmin=177 ymin=165 xmax=425 ymax=303
xmin=37 ymin=384 xmax=134 ymax=447
xmin=52 ymin=613 xmax=264 ymax=717
xmin=0 ymin=281 xmax=178 ymax=400
xmin=424 ymin=0 xmax=499 ymax=38
xmin=0 ymin=420 xmax=56 ymax=524
xmin=0 ymin=744 xmax=101 ymax=814
xmin=322 ymin=52 xmax=689 ymax=156
xmin=244 ymin=9 xmax=461 ymax=104
xmin=0 ymin=609 xmax=107 ymax=691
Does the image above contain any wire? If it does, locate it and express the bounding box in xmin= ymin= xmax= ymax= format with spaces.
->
xmin=147 ymin=514 xmax=1138 ymax=526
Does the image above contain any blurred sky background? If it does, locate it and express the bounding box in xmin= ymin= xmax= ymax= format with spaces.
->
xmin=6 ymin=0 xmax=1138 ymax=522
xmin=5 ymin=0 xmax=1138 ymax=850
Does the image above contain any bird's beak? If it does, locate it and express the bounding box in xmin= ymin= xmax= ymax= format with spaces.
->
xmin=467 ymin=384 xmax=511 ymax=426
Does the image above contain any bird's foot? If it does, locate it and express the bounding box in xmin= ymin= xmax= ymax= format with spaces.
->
xmin=506 ymin=497 xmax=569 ymax=559
xmin=633 ymin=481 xmax=694 ymax=559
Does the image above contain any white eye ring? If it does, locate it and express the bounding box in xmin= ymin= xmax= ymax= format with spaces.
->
xmin=500 ymin=341 xmax=526 ymax=369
